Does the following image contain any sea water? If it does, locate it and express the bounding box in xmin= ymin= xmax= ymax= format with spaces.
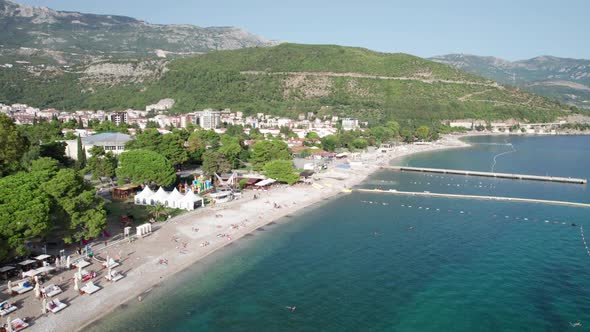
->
xmin=89 ymin=135 xmax=590 ymax=332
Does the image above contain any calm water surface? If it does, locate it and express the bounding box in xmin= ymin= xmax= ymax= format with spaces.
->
xmin=90 ymin=135 xmax=590 ymax=332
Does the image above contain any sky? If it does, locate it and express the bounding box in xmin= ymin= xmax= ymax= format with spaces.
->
xmin=15 ymin=0 xmax=590 ymax=60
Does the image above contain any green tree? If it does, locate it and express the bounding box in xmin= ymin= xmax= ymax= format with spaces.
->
xmin=159 ymin=133 xmax=188 ymax=166
xmin=321 ymin=135 xmax=339 ymax=152
xmin=263 ymin=160 xmax=299 ymax=185
xmin=250 ymin=140 xmax=292 ymax=170
xmin=76 ymin=136 xmax=86 ymax=170
xmin=116 ymin=150 xmax=176 ymax=186
xmin=42 ymin=169 xmax=107 ymax=244
xmin=305 ymin=131 xmax=320 ymax=139
xmin=86 ymin=146 xmax=117 ymax=180
xmin=416 ymin=126 xmax=430 ymax=141
xmin=147 ymin=203 xmax=166 ymax=220
xmin=386 ymin=121 xmax=400 ymax=136
xmin=0 ymin=113 xmax=28 ymax=176
xmin=202 ymin=150 xmax=232 ymax=176
xmin=352 ymin=138 xmax=369 ymax=150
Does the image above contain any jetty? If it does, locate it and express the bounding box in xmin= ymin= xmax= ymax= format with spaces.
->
xmin=355 ymin=189 xmax=590 ymax=208
xmin=381 ymin=166 xmax=587 ymax=185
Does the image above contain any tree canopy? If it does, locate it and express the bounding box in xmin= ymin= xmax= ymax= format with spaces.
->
xmin=264 ymin=160 xmax=299 ymax=185
xmin=0 ymin=113 xmax=28 ymax=176
xmin=116 ymin=149 xmax=176 ymax=186
xmin=250 ymin=140 xmax=292 ymax=170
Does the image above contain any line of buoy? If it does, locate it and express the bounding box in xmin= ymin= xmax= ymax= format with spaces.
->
xmin=581 ymin=226 xmax=590 ymax=256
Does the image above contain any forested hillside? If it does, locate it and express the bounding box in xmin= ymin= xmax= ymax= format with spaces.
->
xmin=0 ymin=44 xmax=572 ymax=124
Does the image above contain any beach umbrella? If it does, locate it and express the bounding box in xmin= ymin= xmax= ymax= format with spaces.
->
xmin=66 ymin=256 xmax=71 ymax=269
xmin=6 ymin=316 xmax=13 ymax=332
xmin=6 ymin=280 xmax=12 ymax=294
xmin=34 ymin=282 xmax=41 ymax=298
xmin=74 ymin=276 xmax=79 ymax=292
xmin=42 ymin=298 xmax=47 ymax=315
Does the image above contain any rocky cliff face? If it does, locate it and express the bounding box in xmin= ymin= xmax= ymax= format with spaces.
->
xmin=0 ymin=0 xmax=280 ymax=65
xmin=431 ymin=54 xmax=590 ymax=109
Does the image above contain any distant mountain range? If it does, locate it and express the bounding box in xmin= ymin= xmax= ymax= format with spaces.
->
xmin=431 ymin=54 xmax=590 ymax=109
xmin=0 ymin=0 xmax=279 ymax=64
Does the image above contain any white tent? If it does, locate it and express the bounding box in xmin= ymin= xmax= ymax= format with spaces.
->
xmin=151 ymin=187 xmax=170 ymax=206
xmin=167 ymin=188 xmax=184 ymax=208
xmin=180 ymin=190 xmax=204 ymax=211
xmin=134 ymin=186 xmax=155 ymax=205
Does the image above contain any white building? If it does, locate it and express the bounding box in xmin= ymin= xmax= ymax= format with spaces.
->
xmin=193 ymin=109 xmax=221 ymax=129
xmin=65 ymin=132 xmax=132 ymax=160
xmin=341 ymin=118 xmax=359 ymax=131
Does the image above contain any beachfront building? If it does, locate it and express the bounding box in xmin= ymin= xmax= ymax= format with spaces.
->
xmin=65 ymin=132 xmax=132 ymax=160
xmin=135 ymin=187 xmax=204 ymax=211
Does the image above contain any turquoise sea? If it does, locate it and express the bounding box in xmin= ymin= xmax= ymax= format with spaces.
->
xmin=90 ymin=135 xmax=590 ymax=332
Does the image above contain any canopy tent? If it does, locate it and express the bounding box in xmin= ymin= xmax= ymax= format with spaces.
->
xmin=255 ymin=179 xmax=277 ymax=187
xmin=34 ymin=254 xmax=51 ymax=261
xmin=180 ymin=190 xmax=204 ymax=211
xmin=135 ymin=187 xmax=205 ymax=210
xmin=0 ymin=266 xmax=15 ymax=273
xmin=167 ymin=188 xmax=184 ymax=208
xmin=151 ymin=187 xmax=170 ymax=205
xmin=134 ymin=187 xmax=155 ymax=205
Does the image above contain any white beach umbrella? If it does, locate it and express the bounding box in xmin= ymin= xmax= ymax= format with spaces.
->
xmin=6 ymin=316 xmax=13 ymax=332
xmin=106 ymin=255 xmax=110 ymax=268
xmin=74 ymin=276 xmax=79 ymax=292
xmin=34 ymin=282 xmax=41 ymax=298
xmin=6 ymin=280 xmax=12 ymax=294
xmin=66 ymin=256 xmax=71 ymax=269
xmin=42 ymin=298 xmax=47 ymax=315
xmin=107 ymin=264 xmax=112 ymax=281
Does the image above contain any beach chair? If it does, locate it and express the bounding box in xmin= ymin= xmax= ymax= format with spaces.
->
xmin=10 ymin=318 xmax=29 ymax=331
xmin=0 ymin=301 xmax=17 ymax=316
xmin=102 ymin=258 xmax=120 ymax=269
xmin=42 ymin=284 xmax=63 ymax=297
xmin=11 ymin=281 xmax=33 ymax=294
xmin=47 ymin=298 xmax=67 ymax=313
xmin=81 ymin=281 xmax=101 ymax=295
xmin=105 ymin=270 xmax=124 ymax=282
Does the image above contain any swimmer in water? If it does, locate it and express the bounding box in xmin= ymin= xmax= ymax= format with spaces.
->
xmin=569 ymin=321 xmax=582 ymax=327
xmin=408 ymin=226 xmax=414 ymax=230
xmin=286 ymin=306 xmax=296 ymax=312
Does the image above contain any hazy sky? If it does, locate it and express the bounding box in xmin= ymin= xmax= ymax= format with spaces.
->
xmin=16 ymin=0 xmax=590 ymax=60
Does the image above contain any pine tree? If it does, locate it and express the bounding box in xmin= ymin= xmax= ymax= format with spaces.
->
xmin=76 ymin=136 xmax=86 ymax=170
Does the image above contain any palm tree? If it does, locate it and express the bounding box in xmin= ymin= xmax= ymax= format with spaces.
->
xmin=147 ymin=203 xmax=166 ymax=221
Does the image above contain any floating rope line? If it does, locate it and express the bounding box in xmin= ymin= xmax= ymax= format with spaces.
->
xmin=581 ymin=226 xmax=590 ymax=256
xmin=491 ymin=141 xmax=517 ymax=173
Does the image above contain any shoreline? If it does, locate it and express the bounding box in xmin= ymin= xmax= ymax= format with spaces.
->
xmin=24 ymin=136 xmax=469 ymax=332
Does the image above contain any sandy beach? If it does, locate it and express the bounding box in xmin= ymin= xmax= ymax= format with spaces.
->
xmin=6 ymin=135 xmax=469 ymax=332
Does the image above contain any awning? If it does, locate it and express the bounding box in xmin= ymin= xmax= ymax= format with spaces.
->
xmin=255 ymin=179 xmax=277 ymax=187
xmin=0 ymin=266 xmax=15 ymax=273
xmin=34 ymin=254 xmax=51 ymax=261
xmin=23 ymin=269 xmax=42 ymax=277
xmin=18 ymin=259 xmax=36 ymax=266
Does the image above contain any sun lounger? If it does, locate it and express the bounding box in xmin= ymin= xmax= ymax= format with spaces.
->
xmin=47 ymin=298 xmax=67 ymax=313
xmin=42 ymin=284 xmax=63 ymax=297
xmin=11 ymin=318 xmax=29 ymax=331
xmin=81 ymin=281 xmax=101 ymax=295
xmin=0 ymin=301 xmax=17 ymax=317
xmin=105 ymin=270 xmax=124 ymax=282
xmin=102 ymin=258 xmax=120 ymax=269
xmin=74 ymin=260 xmax=91 ymax=268
xmin=12 ymin=281 xmax=33 ymax=294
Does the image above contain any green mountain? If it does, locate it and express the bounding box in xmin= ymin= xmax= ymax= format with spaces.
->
xmin=0 ymin=0 xmax=278 ymax=65
xmin=431 ymin=54 xmax=590 ymax=110
xmin=0 ymin=44 xmax=572 ymax=124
